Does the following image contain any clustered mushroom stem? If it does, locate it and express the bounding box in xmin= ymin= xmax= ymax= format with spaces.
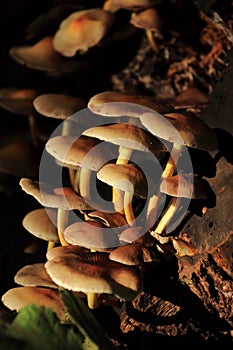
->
xmin=124 ymin=191 xmax=135 ymax=226
xmin=28 ymin=114 xmax=40 ymax=148
xmin=150 ymin=197 xmax=181 ymax=238
xmin=162 ymin=143 xmax=183 ymax=178
xmin=146 ymin=30 xmax=159 ymax=51
xmin=47 ymin=241 xmax=56 ymax=251
xmin=57 ymin=208 xmax=69 ymax=246
xmin=78 ymin=167 xmax=92 ymax=199
xmin=87 ymin=248 xmax=101 ymax=309
xmin=114 ymin=146 xmax=133 ymax=215
xmin=146 ymin=193 xmax=162 ymax=230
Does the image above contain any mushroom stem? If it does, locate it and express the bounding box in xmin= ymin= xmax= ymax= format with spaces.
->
xmin=150 ymin=197 xmax=181 ymax=238
xmin=47 ymin=241 xmax=56 ymax=251
xmin=57 ymin=208 xmax=69 ymax=246
xmin=78 ymin=167 xmax=92 ymax=200
xmin=87 ymin=248 xmax=101 ymax=309
xmin=162 ymin=143 xmax=183 ymax=178
xmin=146 ymin=193 xmax=163 ymax=229
xmin=69 ymin=168 xmax=78 ymax=191
xmin=124 ymin=191 xmax=135 ymax=226
xmin=146 ymin=30 xmax=159 ymax=51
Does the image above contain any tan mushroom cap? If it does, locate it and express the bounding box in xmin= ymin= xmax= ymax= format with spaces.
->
xmin=64 ymin=221 xmax=119 ymax=250
xmin=119 ymin=226 xmax=143 ymax=243
xmin=53 ymin=8 xmax=114 ymax=57
xmin=130 ymin=8 xmax=162 ymax=31
xmin=33 ymin=94 xmax=86 ymax=120
xmin=14 ymin=263 xmax=58 ymax=289
xmin=45 ymin=248 xmax=142 ymax=300
xmin=87 ymin=91 xmax=172 ymax=117
xmin=83 ymin=123 xmax=153 ymax=152
xmin=9 ymin=36 xmax=83 ymax=73
xmin=104 ymin=0 xmax=157 ymax=12
xmin=88 ymin=210 xmax=127 ymax=227
xmin=172 ymin=86 xmax=210 ymax=109
xmin=160 ymin=174 xmax=208 ymax=199
xmin=1 ymin=287 xmax=66 ymax=321
xmin=0 ymin=87 xmax=37 ymax=115
xmin=46 ymin=245 xmax=88 ymax=261
xmin=22 ymin=208 xmax=58 ymax=242
xmin=97 ymin=163 xmax=147 ymax=198
xmin=45 ymin=135 xmax=111 ymax=171
xmin=109 ymin=243 xmax=144 ymax=265
xmin=140 ymin=111 xmax=218 ymax=151
xmin=19 ymin=178 xmax=92 ymax=210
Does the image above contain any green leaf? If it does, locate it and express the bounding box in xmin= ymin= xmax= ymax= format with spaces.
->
xmin=61 ymin=290 xmax=116 ymax=350
xmin=4 ymin=304 xmax=83 ymax=350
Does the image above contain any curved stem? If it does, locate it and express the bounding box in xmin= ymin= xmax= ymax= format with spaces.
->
xmin=146 ymin=30 xmax=159 ymax=51
xmin=47 ymin=241 xmax=56 ymax=251
xmin=79 ymin=167 xmax=92 ymax=200
xmin=57 ymin=208 xmax=69 ymax=246
xmin=123 ymin=191 xmax=135 ymax=226
xmin=87 ymin=248 xmax=101 ymax=309
xmin=162 ymin=143 xmax=183 ymax=178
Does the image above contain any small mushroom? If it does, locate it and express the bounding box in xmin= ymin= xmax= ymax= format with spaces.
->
xmin=14 ymin=263 xmax=57 ymax=289
xmin=53 ymin=8 xmax=114 ymax=56
xmin=97 ymin=163 xmax=147 ymax=226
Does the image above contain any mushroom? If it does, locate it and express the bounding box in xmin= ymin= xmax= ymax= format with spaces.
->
xmin=53 ymin=8 xmax=114 ymax=57
xmin=109 ymin=243 xmax=155 ymax=267
xmin=9 ymin=36 xmax=85 ymax=74
xmin=33 ymin=93 xmax=86 ymax=136
xmin=87 ymin=91 xmax=172 ymax=118
xmin=103 ymin=0 xmax=157 ymax=13
xmin=171 ymin=86 xmax=210 ymax=110
xmin=22 ymin=208 xmax=59 ymax=250
xmin=0 ymin=87 xmax=40 ymax=148
xmin=1 ymin=287 xmax=66 ymax=321
xmin=45 ymin=246 xmax=143 ymax=308
xmin=19 ymin=178 xmax=92 ymax=246
xmin=97 ymin=163 xmax=147 ymax=226
xmin=87 ymin=210 xmax=127 ymax=228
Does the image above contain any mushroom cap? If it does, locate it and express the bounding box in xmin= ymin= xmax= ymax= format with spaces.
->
xmin=53 ymin=8 xmax=114 ymax=57
xmin=0 ymin=87 xmax=37 ymax=115
xmin=45 ymin=135 xmax=113 ymax=171
xmin=88 ymin=91 xmax=172 ymax=117
xmin=109 ymin=243 xmax=144 ymax=265
xmin=19 ymin=178 xmax=92 ymax=210
xmin=33 ymin=93 xmax=86 ymax=120
xmin=97 ymin=163 xmax=147 ymax=198
xmin=83 ymin=123 xmax=153 ymax=152
xmin=9 ymin=36 xmax=84 ymax=73
xmin=160 ymin=174 xmax=208 ymax=199
xmin=172 ymin=86 xmax=210 ymax=109
xmin=119 ymin=226 xmax=143 ymax=243
xmin=1 ymin=287 xmax=66 ymax=321
xmin=140 ymin=112 xmax=218 ymax=151
xmin=104 ymin=0 xmax=158 ymax=12
xmin=14 ymin=263 xmax=58 ymax=289
xmin=45 ymin=248 xmax=142 ymax=300
xmin=130 ymin=8 xmax=162 ymax=31
xmin=22 ymin=208 xmax=58 ymax=242
xmin=88 ymin=210 xmax=127 ymax=227
xmin=64 ymin=221 xmax=120 ymax=250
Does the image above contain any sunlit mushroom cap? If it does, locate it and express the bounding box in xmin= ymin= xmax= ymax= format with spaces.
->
xmin=0 ymin=88 xmax=37 ymax=115
xmin=53 ymin=8 xmax=114 ymax=57
xmin=64 ymin=221 xmax=119 ymax=250
xmin=160 ymin=174 xmax=208 ymax=199
xmin=9 ymin=36 xmax=83 ymax=73
xmin=104 ymin=0 xmax=158 ymax=12
xmin=33 ymin=94 xmax=86 ymax=120
xmin=19 ymin=178 xmax=92 ymax=210
xmin=45 ymin=247 xmax=142 ymax=300
xmin=83 ymin=123 xmax=153 ymax=152
xmin=22 ymin=208 xmax=58 ymax=242
xmin=97 ymin=163 xmax=147 ymax=198
xmin=45 ymin=135 xmax=114 ymax=171
xmin=88 ymin=91 xmax=172 ymax=117
xmin=140 ymin=111 xmax=218 ymax=151
xmin=130 ymin=8 xmax=162 ymax=32
xmin=109 ymin=243 xmax=144 ymax=265
xmin=14 ymin=263 xmax=58 ymax=289
xmin=1 ymin=287 xmax=66 ymax=321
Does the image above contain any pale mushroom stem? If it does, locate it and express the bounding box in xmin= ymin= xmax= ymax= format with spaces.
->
xmin=124 ymin=191 xmax=135 ymax=226
xmin=162 ymin=143 xmax=183 ymax=178
xmin=47 ymin=241 xmax=56 ymax=251
xmin=69 ymin=168 xmax=78 ymax=191
xmin=57 ymin=208 xmax=69 ymax=246
xmin=114 ymin=146 xmax=133 ymax=214
xmin=146 ymin=30 xmax=159 ymax=51
xmin=146 ymin=193 xmax=162 ymax=229
xmin=78 ymin=167 xmax=92 ymax=199
xmin=87 ymin=248 xmax=101 ymax=309
xmin=28 ymin=114 xmax=40 ymax=148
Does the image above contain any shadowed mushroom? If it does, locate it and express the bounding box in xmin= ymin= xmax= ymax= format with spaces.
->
xmin=103 ymin=0 xmax=157 ymax=12
xmin=9 ymin=36 xmax=85 ymax=74
xmin=171 ymin=86 xmax=210 ymax=110
xmin=19 ymin=178 xmax=92 ymax=246
xmin=33 ymin=93 xmax=86 ymax=136
xmin=151 ymin=174 xmax=209 ymax=242
xmin=45 ymin=246 xmax=143 ymax=309
xmin=14 ymin=263 xmax=58 ymax=289
xmin=97 ymin=163 xmax=147 ymax=226
xmin=87 ymin=91 xmax=172 ymax=118
xmin=87 ymin=210 xmax=127 ymax=228
xmin=22 ymin=208 xmax=58 ymax=250
xmin=1 ymin=287 xmax=66 ymax=322
xmin=53 ymin=8 xmax=114 ymax=57
xmin=0 ymin=87 xmax=39 ymax=148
